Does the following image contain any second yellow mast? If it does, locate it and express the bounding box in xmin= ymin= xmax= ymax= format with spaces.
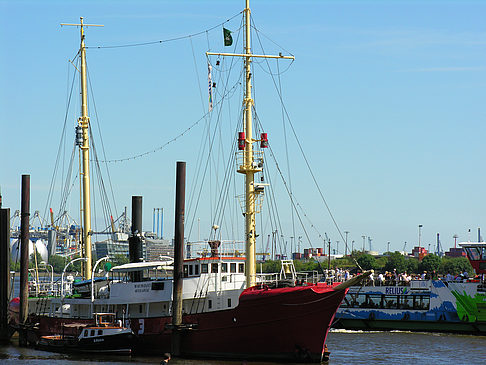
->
xmin=61 ymin=17 xmax=103 ymax=279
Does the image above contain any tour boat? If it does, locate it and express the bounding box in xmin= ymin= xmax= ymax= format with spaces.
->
xmin=334 ymin=242 xmax=486 ymax=335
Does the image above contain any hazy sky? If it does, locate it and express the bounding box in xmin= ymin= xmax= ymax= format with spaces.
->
xmin=1 ymin=0 xmax=485 ymax=255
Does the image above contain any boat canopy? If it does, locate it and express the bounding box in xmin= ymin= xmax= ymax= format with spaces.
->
xmin=110 ymin=260 xmax=173 ymax=273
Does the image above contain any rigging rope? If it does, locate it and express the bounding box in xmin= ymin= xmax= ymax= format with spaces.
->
xmin=86 ymin=11 xmax=243 ymax=49
xmin=249 ymin=16 xmax=363 ymax=270
xmin=86 ymin=62 xmax=118 ymax=222
xmin=43 ymin=56 xmax=79 ymax=225
xmin=251 ymin=24 xmax=352 ymax=258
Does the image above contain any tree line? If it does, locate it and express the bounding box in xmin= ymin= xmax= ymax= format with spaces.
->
xmin=260 ymin=251 xmax=473 ymax=277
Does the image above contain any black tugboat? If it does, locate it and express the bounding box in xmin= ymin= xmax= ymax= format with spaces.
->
xmin=37 ymin=313 xmax=134 ymax=355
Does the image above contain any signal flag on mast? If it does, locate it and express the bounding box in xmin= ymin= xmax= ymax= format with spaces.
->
xmin=208 ymin=63 xmax=213 ymax=112
xmin=223 ymin=28 xmax=233 ymax=46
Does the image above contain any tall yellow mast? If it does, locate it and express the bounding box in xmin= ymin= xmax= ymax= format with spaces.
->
xmin=243 ymin=0 xmax=256 ymax=288
xmin=207 ymin=0 xmax=293 ymax=287
xmin=61 ymin=18 xmax=103 ymax=279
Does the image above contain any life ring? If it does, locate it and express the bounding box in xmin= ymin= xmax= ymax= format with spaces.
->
xmin=402 ymin=313 xmax=410 ymax=320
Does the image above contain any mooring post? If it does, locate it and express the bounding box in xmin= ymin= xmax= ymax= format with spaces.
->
xmin=171 ymin=161 xmax=186 ymax=357
xmin=128 ymin=196 xmax=143 ymax=282
xmin=0 ymin=207 xmax=11 ymax=342
xmin=19 ymin=175 xmax=30 ymax=346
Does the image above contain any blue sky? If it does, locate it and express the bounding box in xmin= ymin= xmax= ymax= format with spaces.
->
xmin=1 ymin=0 xmax=485 ymax=256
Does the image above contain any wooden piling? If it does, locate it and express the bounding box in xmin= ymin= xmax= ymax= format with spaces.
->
xmin=19 ymin=175 xmax=30 ymax=346
xmin=171 ymin=161 xmax=185 ymax=357
xmin=0 ymin=208 xmax=11 ymax=342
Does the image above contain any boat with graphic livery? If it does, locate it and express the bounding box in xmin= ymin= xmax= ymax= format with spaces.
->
xmin=334 ymin=242 xmax=486 ymax=334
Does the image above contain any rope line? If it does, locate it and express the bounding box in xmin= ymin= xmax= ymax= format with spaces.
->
xmin=95 ymin=81 xmax=240 ymax=163
xmin=86 ymin=11 xmax=243 ymax=49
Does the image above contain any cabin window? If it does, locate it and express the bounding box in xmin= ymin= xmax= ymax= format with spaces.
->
xmin=348 ymin=293 xmax=366 ymax=308
xmin=238 ymin=263 xmax=244 ymax=273
xmin=201 ymin=264 xmax=208 ymax=273
xmin=189 ymin=265 xmax=193 ymax=275
xmin=465 ymin=247 xmax=480 ymax=261
xmin=221 ymin=263 xmax=228 ymax=273
xmin=365 ymin=294 xmax=382 ymax=309
xmin=139 ymin=304 xmax=143 ymax=313
xmin=227 ymin=298 xmax=232 ymax=307
xmin=383 ymin=295 xmax=398 ymax=309
xmin=211 ymin=263 xmax=218 ymax=273
xmin=399 ymin=295 xmax=413 ymax=309
xmin=152 ymin=282 xmax=164 ymax=290
xmin=208 ymin=300 xmax=212 ymax=309
xmin=84 ymin=329 xmax=88 ymax=337
xmin=90 ymin=329 xmax=95 ymax=336
xmin=230 ymin=263 xmax=237 ymax=273
xmin=183 ymin=265 xmax=189 ymax=278
xmin=98 ymin=330 xmax=103 ymax=336
xmin=195 ymin=265 xmax=199 ymax=275
xmin=413 ymin=295 xmax=430 ymax=310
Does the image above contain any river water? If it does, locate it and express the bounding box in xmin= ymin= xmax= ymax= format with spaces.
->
xmin=1 ymin=329 xmax=485 ymax=364
xmin=5 ymin=277 xmax=485 ymax=364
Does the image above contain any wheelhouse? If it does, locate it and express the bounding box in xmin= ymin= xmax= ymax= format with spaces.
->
xmin=459 ymin=242 xmax=486 ymax=274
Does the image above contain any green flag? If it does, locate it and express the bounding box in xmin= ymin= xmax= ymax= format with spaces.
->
xmin=223 ymin=28 xmax=232 ymax=46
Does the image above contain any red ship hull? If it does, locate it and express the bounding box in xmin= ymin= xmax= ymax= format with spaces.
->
xmin=31 ymin=283 xmax=346 ymax=362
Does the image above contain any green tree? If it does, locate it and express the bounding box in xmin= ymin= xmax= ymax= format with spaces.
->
xmin=375 ymin=256 xmax=388 ymax=271
xmin=10 ymin=259 xmax=20 ymax=272
xmin=49 ymin=255 xmax=67 ymax=273
xmin=260 ymin=260 xmax=282 ymax=273
xmin=384 ymin=251 xmax=408 ymax=273
xmin=439 ymin=256 xmax=474 ymax=276
xmin=293 ymin=260 xmax=315 ymax=272
xmin=70 ymin=255 xmax=83 ymax=273
xmin=356 ymin=254 xmax=376 ymax=270
xmin=419 ymin=254 xmax=441 ymax=273
xmin=406 ymin=258 xmax=419 ymax=274
xmin=29 ymin=250 xmax=43 ymax=269
xmin=112 ymin=254 xmax=129 ymax=267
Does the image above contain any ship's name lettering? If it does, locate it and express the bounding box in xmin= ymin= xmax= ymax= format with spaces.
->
xmin=385 ymin=287 xmax=404 ymax=295
xmin=134 ymin=283 xmax=151 ymax=293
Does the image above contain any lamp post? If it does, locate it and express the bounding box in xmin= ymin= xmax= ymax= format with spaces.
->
xmin=418 ymin=224 xmax=423 ymax=250
xmin=91 ymin=256 xmax=109 ymax=315
xmin=387 ymin=241 xmax=390 ymax=254
xmin=362 ymin=235 xmax=366 ymax=252
xmin=61 ymin=257 xmax=88 ymax=297
xmin=40 ymin=262 xmax=54 ymax=295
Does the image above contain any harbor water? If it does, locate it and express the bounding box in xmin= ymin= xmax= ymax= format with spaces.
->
xmin=4 ymin=277 xmax=486 ymax=364
xmin=1 ymin=329 xmax=485 ymax=364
